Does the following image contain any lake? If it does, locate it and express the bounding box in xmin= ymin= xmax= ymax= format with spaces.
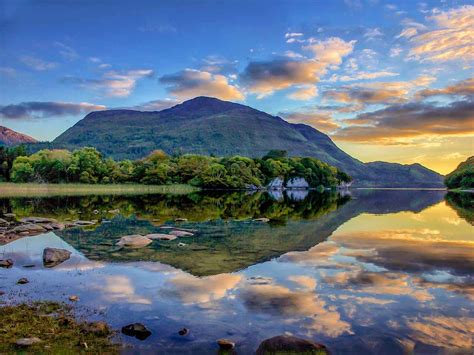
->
xmin=0 ymin=189 xmax=473 ymax=354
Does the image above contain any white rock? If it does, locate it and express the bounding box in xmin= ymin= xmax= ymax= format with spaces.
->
xmin=116 ymin=235 xmax=152 ymax=248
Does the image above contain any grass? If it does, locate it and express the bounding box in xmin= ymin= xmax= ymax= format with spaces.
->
xmin=0 ymin=183 xmax=197 ymax=197
xmin=0 ymin=302 xmax=119 ymax=353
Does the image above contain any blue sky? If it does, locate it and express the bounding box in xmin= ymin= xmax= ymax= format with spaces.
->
xmin=0 ymin=0 xmax=472 ymax=173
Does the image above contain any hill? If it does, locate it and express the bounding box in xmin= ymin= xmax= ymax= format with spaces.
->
xmin=444 ymin=156 xmax=474 ymax=190
xmin=48 ymin=97 xmax=443 ymax=187
xmin=0 ymin=126 xmax=37 ymax=146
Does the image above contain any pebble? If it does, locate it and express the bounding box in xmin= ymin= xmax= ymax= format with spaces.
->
xmin=17 ymin=278 xmax=29 ymax=284
xmin=217 ymin=339 xmax=235 ymax=350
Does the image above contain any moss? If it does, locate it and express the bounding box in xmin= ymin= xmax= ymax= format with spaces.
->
xmin=0 ymin=301 xmax=119 ymax=354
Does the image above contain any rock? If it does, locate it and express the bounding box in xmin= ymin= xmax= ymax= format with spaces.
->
xmin=42 ymin=224 xmax=54 ymax=231
xmin=160 ymin=226 xmax=198 ymax=232
xmin=43 ymin=248 xmax=72 ymax=267
xmin=174 ymin=217 xmax=188 ymax=222
xmin=17 ymin=278 xmax=29 ymax=284
xmin=178 ymin=328 xmax=189 ymax=336
xmin=286 ymin=177 xmax=309 ymax=189
xmin=267 ymin=177 xmax=284 ymax=190
xmin=108 ymin=209 xmax=120 ymax=214
xmin=15 ymin=337 xmax=41 ymax=346
xmin=169 ymin=230 xmax=194 ymax=237
xmin=49 ymin=222 xmax=65 ymax=230
xmin=145 ymin=233 xmax=177 ymax=241
xmin=217 ymin=339 xmax=235 ymax=350
xmin=121 ymin=323 xmax=151 ymax=340
xmin=69 ymin=295 xmax=79 ymax=302
xmin=3 ymin=213 xmax=16 ymax=219
xmin=0 ymin=259 xmax=13 ymax=268
xmin=256 ymin=335 xmax=329 ymax=355
xmin=93 ymin=210 xmax=99 ymax=215
xmin=253 ymin=218 xmax=270 ymax=223
xmin=13 ymin=224 xmax=46 ymax=234
xmin=86 ymin=321 xmax=109 ymax=336
xmin=0 ymin=291 xmax=5 ymax=296
xmin=116 ymin=235 xmax=152 ymax=248
xmin=20 ymin=217 xmax=57 ymax=224
xmin=178 ymin=242 xmax=186 ymax=247
xmin=73 ymin=220 xmax=96 ymax=226
xmin=0 ymin=218 xmax=9 ymax=226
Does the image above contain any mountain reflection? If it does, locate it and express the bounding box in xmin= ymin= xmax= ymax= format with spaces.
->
xmin=0 ymin=189 xmax=472 ymax=354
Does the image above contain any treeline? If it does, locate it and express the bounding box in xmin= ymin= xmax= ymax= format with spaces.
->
xmin=1 ymin=146 xmax=351 ymax=189
xmin=444 ymin=156 xmax=474 ymax=190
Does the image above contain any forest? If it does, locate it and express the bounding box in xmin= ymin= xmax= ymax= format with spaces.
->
xmin=0 ymin=146 xmax=351 ymax=189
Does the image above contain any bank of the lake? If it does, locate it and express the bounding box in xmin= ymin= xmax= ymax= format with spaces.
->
xmin=0 ymin=183 xmax=197 ymax=197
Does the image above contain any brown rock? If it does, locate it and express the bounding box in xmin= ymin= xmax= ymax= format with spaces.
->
xmin=43 ymin=248 xmax=72 ymax=267
xmin=0 ymin=259 xmax=13 ymax=268
xmin=217 ymin=338 xmax=235 ymax=350
xmin=256 ymin=335 xmax=329 ymax=355
xmin=86 ymin=321 xmax=109 ymax=336
xmin=17 ymin=278 xmax=29 ymax=284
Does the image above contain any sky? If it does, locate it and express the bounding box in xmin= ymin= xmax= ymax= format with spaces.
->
xmin=0 ymin=0 xmax=472 ymax=174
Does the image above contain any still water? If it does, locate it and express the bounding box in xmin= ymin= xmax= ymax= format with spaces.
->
xmin=0 ymin=190 xmax=473 ymax=354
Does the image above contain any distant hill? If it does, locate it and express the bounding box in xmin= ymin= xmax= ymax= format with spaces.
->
xmin=445 ymin=156 xmax=474 ymax=190
xmin=46 ymin=96 xmax=443 ymax=187
xmin=0 ymin=126 xmax=37 ymax=146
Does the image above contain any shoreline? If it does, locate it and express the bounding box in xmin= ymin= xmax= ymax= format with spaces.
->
xmin=0 ymin=183 xmax=197 ymax=197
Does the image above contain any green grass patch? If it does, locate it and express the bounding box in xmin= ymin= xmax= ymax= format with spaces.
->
xmin=0 ymin=301 xmax=118 ymax=353
xmin=0 ymin=183 xmax=197 ymax=197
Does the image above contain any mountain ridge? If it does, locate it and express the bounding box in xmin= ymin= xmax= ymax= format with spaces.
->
xmin=0 ymin=126 xmax=37 ymax=146
xmin=33 ymin=96 xmax=443 ymax=187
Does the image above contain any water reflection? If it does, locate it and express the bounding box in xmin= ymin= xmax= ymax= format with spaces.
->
xmin=1 ymin=189 xmax=473 ymax=354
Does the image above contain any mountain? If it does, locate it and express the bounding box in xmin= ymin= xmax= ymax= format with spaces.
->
xmin=50 ymin=96 xmax=443 ymax=187
xmin=0 ymin=126 xmax=37 ymax=146
xmin=444 ymin=156 xmax=474 ymax=190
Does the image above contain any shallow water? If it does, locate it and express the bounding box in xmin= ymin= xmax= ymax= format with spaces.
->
xmin=0 ymin=190 xmax=473 ymax=354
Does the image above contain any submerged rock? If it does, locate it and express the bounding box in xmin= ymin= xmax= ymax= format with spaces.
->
xmin=174 ymin=217 xmax=188 ymax=222
xmin=169 ymin=230 xmax=194 ymax=237
xmin=0 ymin=259 xmax=13 ymax=268
xmin=43 ymin=248 xmax=72 ymax=267
xmin=253 ymin=218 xmax=270 ymax=223
xmin=178 ymin=328 xmax=189 ymax=336
xmin=16 ymin=337 xmax=41 ymax=346
xmin=20 ymin=217 xmax=57 ymax=224
xmin=256 ymin=335 xmax=329 ymax=355
xmin=116 ymin=235 xmax=152 ymax=248
xmin=73 ymin=220 xmax=96 ymax=226
xmin=217 ymin=339 xmax=235 ymax=350
xmin=145 ymin=233 xmax=177 ymax=241
xmin=121 ymin=323 xmax=151 ymax=340
xmin=17 ymin=278 xmax=29 ymax=284
xmin=86 ymin=321 xmax=109 ymax=336
xmin=13 ymin=224 xmax=46 ymax=234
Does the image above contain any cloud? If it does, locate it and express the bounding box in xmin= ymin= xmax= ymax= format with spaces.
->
xmin=129 ymin=98 xmax=180 ymax=111
xmin=0 ymin=67 xmax=16 ymax=77
xmin=163 ymin=273 xmax=242 ymax=305
xmin=328 ymin=70 xmax=399 ymax=82
xmin=94 ymin=275 xmax=151 ymax=305
xmin=333 ymin=99 xmax=474 ymax=143
xmin=62 ymin=69 xmax=154 ymax=97
xmin=0 ymin=101 xmax=106 ymax=119
xmin=406 ymin=5 xmax=474 ymax=62
xmin=283 ymin=111 xmax=340 ymax=133
xmin=416 ymin=77 xmax=474 ymax=99
xmin=54 ymin=42 xmax=78 ymax=61
xmin=396 ymin=27 xmax=419 ymax=39
xmin=288 ymin=85 xmax=318 ymax=100
xmin=199 ymin=55 xmax=238 ymax=75
xmin=330 ymin=229 xmax=474 ymax=276
xmin=239 ymin=283 xmax=352 ymax=337
xmin=285 ymin=32 xmax=304 ymax=43
xmin=324 ymin=75 xmax=435 ymax=106
xmin=19 ymin=55 xmax=57 ymax=71
xmin=364 ymin=27 xmax=383 ymax=39
xmin=240 ymin=37 xmax=355 ymax=98
xmin=407 ymin=316 xmax=474 ymax=350
xmin=389 ymin=46 xmax=403 ymax=57
xmin=159 ymin=69 xmax=244 ymax=100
